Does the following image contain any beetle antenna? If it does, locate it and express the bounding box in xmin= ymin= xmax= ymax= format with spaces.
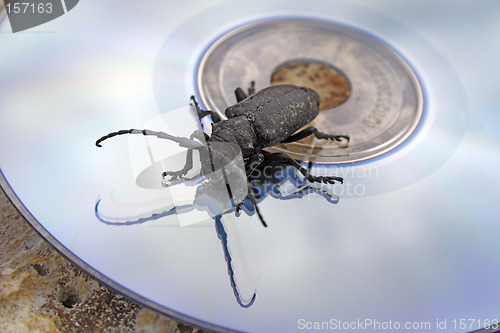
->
xmin=95 ymin=129 xmax=203 ymax=149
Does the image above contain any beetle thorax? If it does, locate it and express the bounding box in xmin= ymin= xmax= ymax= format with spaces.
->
xmin=210 ymin=116 xmax=258 ymax=158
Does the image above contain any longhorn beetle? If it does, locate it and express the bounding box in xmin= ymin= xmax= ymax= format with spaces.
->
xmin=96 ymin=84 xmax=349 ymax=227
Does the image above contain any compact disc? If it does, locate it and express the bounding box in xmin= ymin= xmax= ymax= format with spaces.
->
xmin=1 ymin=1 xmax=500 ymax=333
xmin=197 ymin=18 xmax=423 ymax=164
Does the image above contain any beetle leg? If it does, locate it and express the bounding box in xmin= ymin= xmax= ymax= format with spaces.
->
xmin=281 ymin=127 xmax=350 ymax=146
xmin=234 ymin=87 xmax=248 ymax=103
xmin=247 ymin=81 xmax=256 ymax=96
xmin=269 ymin=153 xmax=344 ymax=184
xmin=234 ymin=81 xmax=256 ymax=102
xmin=190 ymin=96 xmax=221 ymax=123
xmin=163 ymin=130 xmax=207 ymax=181
xmin=307 ymin=160 xmax=314 ymax=173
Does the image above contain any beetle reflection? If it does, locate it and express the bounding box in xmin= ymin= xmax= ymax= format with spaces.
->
xmin=95 ymin=151 xmax=340 ymax=308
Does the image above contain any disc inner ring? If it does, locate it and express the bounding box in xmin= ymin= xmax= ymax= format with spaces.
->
xmin=196 ymin=18 xmax=423 ymax=164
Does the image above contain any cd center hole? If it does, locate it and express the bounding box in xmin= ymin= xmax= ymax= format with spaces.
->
xmin=270 ymin=60 xmax=351 ymax=110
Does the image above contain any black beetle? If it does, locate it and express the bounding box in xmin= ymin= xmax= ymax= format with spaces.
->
xmin=96 ymin=84 xmax=349 ymax=226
